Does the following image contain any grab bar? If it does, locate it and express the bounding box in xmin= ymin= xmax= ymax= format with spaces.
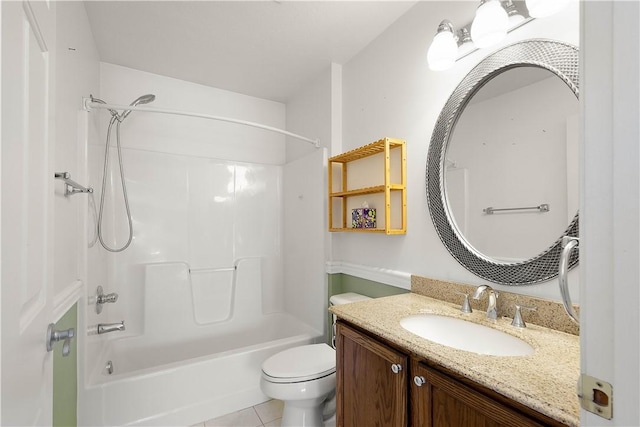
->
xmin=483 ymin=204 xmax=549 ymax=215
xmin=54 ymin=172 xmax=93 ymax=196
xmin=559 ymin=236 xmax=579 ymax=324
xmin=189 ymin=266 xmax=236 ymax=274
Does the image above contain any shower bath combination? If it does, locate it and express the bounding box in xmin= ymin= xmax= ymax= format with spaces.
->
xmin=81 ymin=86 xmax=324 ymax=426
xmin=90 ymin=94 xmax=156 ymax=252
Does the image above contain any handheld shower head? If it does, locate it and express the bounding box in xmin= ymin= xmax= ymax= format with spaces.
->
xmin=121 ymin=94 xmax=156 ymax=120
xmin=132 ymin=94 xmax=156 ymax=105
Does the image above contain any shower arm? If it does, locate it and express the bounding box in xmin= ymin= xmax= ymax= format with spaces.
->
xmin=83 ymin=97 xmax=320 ymax=148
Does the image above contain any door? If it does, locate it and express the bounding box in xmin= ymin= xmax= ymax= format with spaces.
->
xmin=581 ymin=2 xmax=640 ymax=424
xmin=1 ymin=1 xmax=56 ymax=425
xmin=336 ymin=322 xmax=407 ymax=427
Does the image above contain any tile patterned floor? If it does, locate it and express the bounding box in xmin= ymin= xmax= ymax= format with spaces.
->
xmin=191 ymin=400 xmax=284 ymax=427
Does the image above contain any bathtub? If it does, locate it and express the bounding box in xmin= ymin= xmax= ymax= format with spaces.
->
xmin=80 ymin=311 xmax=321 ymax=426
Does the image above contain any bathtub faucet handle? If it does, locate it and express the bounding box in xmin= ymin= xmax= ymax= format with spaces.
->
xmin=96 ymin=285 xmax=119 ymax=314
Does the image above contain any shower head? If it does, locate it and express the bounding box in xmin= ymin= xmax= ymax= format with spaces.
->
xmin=132 ymin=94 xmax=156 ymax=105
xmin=121 ymin=94 xmax=156 ymax=120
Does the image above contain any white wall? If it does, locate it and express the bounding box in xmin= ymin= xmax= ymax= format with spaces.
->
xmin=285 ymin=67 xmax=332 ymax=161
xmin=53 ymin=2 xmax=100 ymax=309
xmin=335 ymin=1 xmax=580 ymax=300
xmin=98 ymin=63 xmax=286 ymax=165
xmin=284 ymin=68 xmax=333 ymax=333
xmin=283 ymin=150 xmax=327 ymax=334
xmin=48 ymin=0 xmax=102 ymax=414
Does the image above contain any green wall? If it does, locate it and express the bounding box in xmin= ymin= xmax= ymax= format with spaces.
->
xmin=328 ymin=273 xmax=409 ymax=299
xmin=53 ymin=303 xmax=77 ymax=427
xmin=327 ymin=273 xmax=408 ymax=344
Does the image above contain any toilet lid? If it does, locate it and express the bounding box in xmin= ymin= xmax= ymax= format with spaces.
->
xmin=262 ymin=344 xmax=336 ymax=383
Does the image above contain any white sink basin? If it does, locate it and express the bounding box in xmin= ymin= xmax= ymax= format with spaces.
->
xmin=400 ymin=314 xmax=534 ymax=356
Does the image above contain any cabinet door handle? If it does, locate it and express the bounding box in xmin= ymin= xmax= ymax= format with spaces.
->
xmin=391 ymin=363 xmax=403 ymax=374
xmin=414 ymin=376 xmax=426 ymax=387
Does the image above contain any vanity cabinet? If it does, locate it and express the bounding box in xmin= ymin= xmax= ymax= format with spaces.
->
xmin=336 ymin=321 xmax=567 ymax=427
xmin=335 ymin=322 xmax=408 ymax=426
xmin=328 ymin=137 xmax=406 ymax=234
xmin=411 ymin=361 xmax=545 ymax=427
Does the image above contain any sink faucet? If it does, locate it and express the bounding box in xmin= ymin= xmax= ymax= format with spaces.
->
xmin=472 ymin=285 xmax=499 ymax=320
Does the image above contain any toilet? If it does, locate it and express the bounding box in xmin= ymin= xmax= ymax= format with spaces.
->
xmin=260 ymin=292 xmax=371 ymax=427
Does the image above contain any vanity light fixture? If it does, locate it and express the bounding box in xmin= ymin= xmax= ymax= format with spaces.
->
xmin=427 ymin=24 xmax=473 ymax=71
xmin=427 ymin=0 xmax=572 ymax=72
xmin=471 ymin=0 xmax=509 ymax=48
xmin=504 ymin=0 xmax=525 ymax=25
xmin=427 ymin=20 xmax=459 ymax=71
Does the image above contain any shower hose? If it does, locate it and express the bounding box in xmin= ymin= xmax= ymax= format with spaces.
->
xmin=96 ymin=116 xmax=134 ymax=252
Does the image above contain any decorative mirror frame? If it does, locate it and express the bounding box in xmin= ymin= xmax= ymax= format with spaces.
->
xmin=426 ymin=39 xmax=579 ymax=285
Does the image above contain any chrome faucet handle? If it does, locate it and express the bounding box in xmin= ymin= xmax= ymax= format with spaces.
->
xmin=511 ymin=304 xmax=537 ymax=328
xmin=96 ymin=285 xmax=119 ymax=314
xmin=453 ymin=291 xmax=472 ymax=313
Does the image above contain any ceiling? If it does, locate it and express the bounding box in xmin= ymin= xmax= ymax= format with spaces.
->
xmin=84 ymin=1 xmax=419 ymax=103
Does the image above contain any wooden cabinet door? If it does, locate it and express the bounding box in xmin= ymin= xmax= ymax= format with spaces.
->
xmin=336 ymin=322 xmax=408 ymax=427
xmin=411 ymin=362 xmax=545 ymax=427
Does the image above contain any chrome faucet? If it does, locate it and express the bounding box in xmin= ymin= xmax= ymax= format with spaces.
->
xmin=96 ymin=285 xmax=119 ymax=314
xmin=472 ymin=285 xmax=499 ymax=320
xmin=97 ymin=321 xmax=125 ymax=334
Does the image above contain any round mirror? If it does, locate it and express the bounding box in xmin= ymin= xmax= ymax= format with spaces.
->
xmin=426 ymin=39 xmax=579 ymax=285
xmin=445 ymin=66 xmax=579 ymax=262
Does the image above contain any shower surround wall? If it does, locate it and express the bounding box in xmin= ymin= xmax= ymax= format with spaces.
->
xmin=80 ymin=64 xmax=322 ymax=425
xmin=84 ymin=62 xmax=290 ymax=358
xmin=88 ymin=148 xmax=285 ymax=334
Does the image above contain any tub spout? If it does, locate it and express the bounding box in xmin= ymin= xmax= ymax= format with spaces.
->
xmin=97 ymin=321 xmax=125 ymax=334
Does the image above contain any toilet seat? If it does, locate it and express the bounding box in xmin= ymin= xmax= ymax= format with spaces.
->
xmin=262 ymin=344 xmax=336 ymax=383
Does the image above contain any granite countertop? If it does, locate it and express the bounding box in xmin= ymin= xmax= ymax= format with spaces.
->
xmin=330 ymin=292 xmax=580 ymax=426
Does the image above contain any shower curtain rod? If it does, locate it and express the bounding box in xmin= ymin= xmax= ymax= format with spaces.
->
xmin=82 ymin=97 xmax=320 ymax=148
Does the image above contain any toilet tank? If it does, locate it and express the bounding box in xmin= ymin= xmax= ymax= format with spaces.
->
xmin=329 ymin=292 xmax=371 ymax=348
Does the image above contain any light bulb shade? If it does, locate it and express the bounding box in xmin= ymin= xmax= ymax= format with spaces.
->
xmin=525 ymin=0 xmax=570 ymax=18
xmin=427 ymin=27 xmax=458 ymax=71
xmin=471 ymin=0 xmax=509 ymax=49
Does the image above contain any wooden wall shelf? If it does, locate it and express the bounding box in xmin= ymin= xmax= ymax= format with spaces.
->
xmin=328 ymin=137 xmax=406 ymax=234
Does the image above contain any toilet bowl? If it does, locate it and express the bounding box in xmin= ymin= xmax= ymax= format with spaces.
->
xmin=260 ymin=293 xmax=371 ymax=427
xmin=261 ymin=344 xmax=336 ymax=427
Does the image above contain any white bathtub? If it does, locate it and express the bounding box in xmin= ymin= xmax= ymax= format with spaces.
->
xmin=79 ymin=312 xmax=321 ymax=426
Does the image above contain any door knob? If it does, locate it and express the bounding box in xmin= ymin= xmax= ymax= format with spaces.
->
xmin=46 ymin=323 xmax=75 ymax=357
xmin=414 ymin=376 xmax=426 ymax=387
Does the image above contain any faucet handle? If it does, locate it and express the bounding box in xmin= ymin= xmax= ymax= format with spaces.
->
xmin=96 ymin=285 xmax=119 ymax=314
xmin=511 ymin=304 xmax=537 ymax=328
xmin=453 ymin=291 xmax=472 ymax=314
